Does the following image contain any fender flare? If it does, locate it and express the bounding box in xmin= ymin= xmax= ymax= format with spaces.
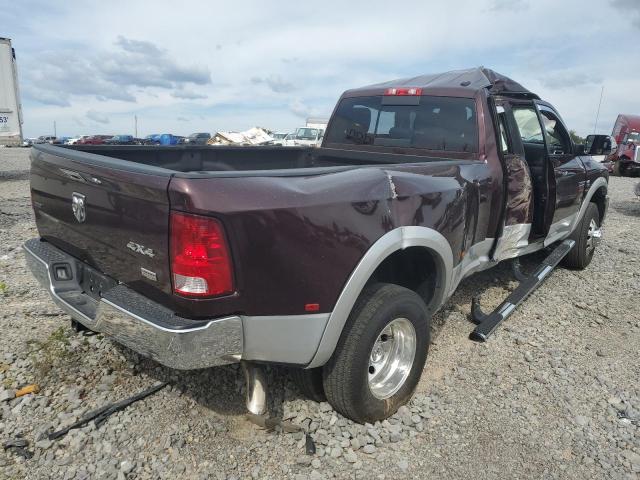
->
xmin=306 ymin=226 xmax=453 ymax=368
xmin=569 ymin=177 xmax=608 ymax=233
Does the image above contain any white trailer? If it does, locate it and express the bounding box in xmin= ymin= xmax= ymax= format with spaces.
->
xmin=0 ymin=38 xmax=23 ymax=147
xmin=306 ymin=117 xmax=329 ymax=131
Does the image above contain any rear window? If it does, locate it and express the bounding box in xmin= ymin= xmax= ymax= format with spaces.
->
xmin=325 ymin=95 xmax=478 ymax=153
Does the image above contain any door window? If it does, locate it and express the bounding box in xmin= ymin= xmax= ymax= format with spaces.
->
xmin=538 ymin=109 xmax=571 ymax=155
xmin=512 ymin=107 xmax=544 ymax=144
xmin=496 ymin=105 xmax=513 ymax=154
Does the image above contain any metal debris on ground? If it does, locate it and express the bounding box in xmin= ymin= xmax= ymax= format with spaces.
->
xmin=3 ymin=437 xmax=32 ymax=459
xmin=245 ymin=413 xmax=303 ymax=433
xmin=47 ymin=382 xmax=168 ymax=441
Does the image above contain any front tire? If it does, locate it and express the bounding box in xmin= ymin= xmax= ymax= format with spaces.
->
xmin=322 ymin=283 xmax=430 ymax=424
xmin=562 ymin=202 xmax=601 ymax=270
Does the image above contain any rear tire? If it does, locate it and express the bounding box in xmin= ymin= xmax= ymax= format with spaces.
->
xmin=290 ymin=367 xmax=326 ymax=402
xmin=322 ymin=283 xmax=430 ymax=424
xmin=562 ymin=203 xmax=600 ymax=270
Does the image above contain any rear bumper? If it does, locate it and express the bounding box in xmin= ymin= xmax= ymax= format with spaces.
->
xmin=23 ymin=239 xmax=243 ymax=370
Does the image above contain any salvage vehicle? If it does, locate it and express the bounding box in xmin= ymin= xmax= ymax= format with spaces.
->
xmin=103 ymin=135 xmax=139 ymax=146
xmin=610 ymin=114 xmax=640 ymax=176
xmin=184 ymin=132 xmax=211 ymax=145
xmin=77 ymin=135 xmax=112 ymax=145
xmin=284 ymin=127 xmax=324 ymax=147
xmin=24 ymin=68 xmax=609 ymax=424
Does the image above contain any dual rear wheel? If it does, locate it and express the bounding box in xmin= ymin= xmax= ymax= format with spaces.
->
xmin=293 ymin=283 xmax=430 ymax=424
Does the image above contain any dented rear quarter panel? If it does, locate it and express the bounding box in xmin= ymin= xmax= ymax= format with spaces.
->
xmin=169 ymin=162 xmax=502 ymax=318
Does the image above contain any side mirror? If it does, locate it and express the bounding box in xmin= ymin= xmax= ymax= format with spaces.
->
xmin=585 ymin=134 xmax=613 ymax=155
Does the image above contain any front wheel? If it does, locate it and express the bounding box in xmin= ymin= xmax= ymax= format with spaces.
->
xmin=562 ymin=202 xmax=601 ymax=270
xmin=322 ymin=283 xmax=430 ymax=424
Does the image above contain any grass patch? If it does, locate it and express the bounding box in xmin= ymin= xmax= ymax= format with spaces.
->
xmin=27 ymin=326 xmax=74 ymax=384
xmin=0 ymin=281 xmax=7 ymax=293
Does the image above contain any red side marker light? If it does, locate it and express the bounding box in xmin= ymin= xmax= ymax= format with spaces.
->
xmin=305 ymin=303 xmax=320 ymax=312
xmin=384 ymin=87 xmax=423 ymax=96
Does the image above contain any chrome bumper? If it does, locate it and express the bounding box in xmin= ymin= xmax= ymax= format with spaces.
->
xmin=23 ymin=239 xmax=243 ymax=370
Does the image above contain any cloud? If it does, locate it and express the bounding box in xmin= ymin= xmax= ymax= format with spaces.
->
xmin=177 ymin=116 xmax=190 ymax=122
xmin=489 ymin=0 xmax=528 ymax=12
xmin=115 ymin=36 xmax=164 ymax=56
xmin=86 ymin=110 xmax=109 ymax=124
xmin=289 ymin=99 xmax=314 ymax=119
xmin=611 ymin=0 xmax=640 ymax=27
xmin=539 ymin=71 xmax=602 ymax=90
xmin=251 ymin=75 xmax=295 ymax=93
xmin=171 ymin=90 xmax=208 ymax=100
xmin=23 ymin=36 xmax=211 ymax=106
xmin=10 ymin=0 xmax=640 ymax=138
xmin=24 ymin=89 xmax=71 ymax=107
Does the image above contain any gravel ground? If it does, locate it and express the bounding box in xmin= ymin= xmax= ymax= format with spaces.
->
xmin=0 ymin=148 xmax=639 ymax=480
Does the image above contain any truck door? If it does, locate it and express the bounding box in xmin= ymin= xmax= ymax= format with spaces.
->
xmin=533 ymin=102 xmax=585 ymax=244
xmin=491 ymin=99 xmax=535 ymax=261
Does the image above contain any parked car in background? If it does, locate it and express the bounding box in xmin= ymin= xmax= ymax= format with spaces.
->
xmin=22 ymin=137 xmax=35 ymax=147
xmin=104 ymin=135 xmax=138 ymax=145
xmin=184 ymin=132 xmax=211 ymax=145
xmin=159 ymin=133 xmax=180 ymax=145
xmin=66 ymin=135 xmax=90 ymax=145
xmin=142 ymin=134 xmax=162 ymax=145
xmin=77 ymin=135 xmax=112 ymax=145
xmin=51 ymin=137 xmax=72 ymax=145
xmin=34 ymin=136 xmax=56 ymax=144
xmin=610 ymin=114 xmax=640 ymax=176
xmin=287 ymin=127 xmax=324 ymax=147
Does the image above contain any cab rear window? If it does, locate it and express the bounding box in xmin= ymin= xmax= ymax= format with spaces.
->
xmin=325 ymin=95 xmax=478 ymax=153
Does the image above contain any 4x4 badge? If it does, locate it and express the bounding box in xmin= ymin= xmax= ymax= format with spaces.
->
xmin=71 ymin=192 xmax=86 ymax=223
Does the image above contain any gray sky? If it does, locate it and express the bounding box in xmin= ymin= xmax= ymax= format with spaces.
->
xmin=3 ymin=0 xmax=639 ymax=138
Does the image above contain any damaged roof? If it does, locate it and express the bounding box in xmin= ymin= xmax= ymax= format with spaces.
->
xmin=351 ymin=67 xmax=539 ymax=99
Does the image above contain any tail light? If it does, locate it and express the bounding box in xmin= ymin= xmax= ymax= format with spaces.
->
xmin=170 ymin=211 xmax=234 ymax=298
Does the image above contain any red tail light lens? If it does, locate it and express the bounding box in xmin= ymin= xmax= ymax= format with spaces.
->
xmin=170 ymin=211 xmax=234 ymax=298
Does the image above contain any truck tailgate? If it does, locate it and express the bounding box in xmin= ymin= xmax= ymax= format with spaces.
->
xmin=30 ymin=147 xmax=173 ymax=299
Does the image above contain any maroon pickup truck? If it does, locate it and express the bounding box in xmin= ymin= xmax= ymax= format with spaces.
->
xmin=25 ymin=68 xmax=609 ymax=423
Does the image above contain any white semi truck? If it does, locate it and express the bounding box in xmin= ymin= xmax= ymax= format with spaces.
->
xmin=0 ymin=38 xmax=23 ymax=147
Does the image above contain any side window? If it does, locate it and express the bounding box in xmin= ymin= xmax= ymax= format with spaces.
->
xmin=512 ymin=107 xmax=544 ymax=144
xmin=538 ymin=109 xmax=571 ymax=155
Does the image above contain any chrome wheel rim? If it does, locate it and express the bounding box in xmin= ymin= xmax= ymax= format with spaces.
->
xmin=368 ymin=318 xmax=417 ymax=400
xmin=586 ymin=219 xmax=601 ymax=254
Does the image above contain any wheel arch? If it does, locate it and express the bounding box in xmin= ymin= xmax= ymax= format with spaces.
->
xmin=570 ymin=177 xmax=608 ymax=233
xmin=590 ymin=185 xmax=608 ymax=223
xmin=306 ymin=226 xmax=453 ymax=368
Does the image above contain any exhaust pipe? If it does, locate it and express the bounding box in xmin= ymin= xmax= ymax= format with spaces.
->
xmin=241 ymin=361 xmax=267 ymax=416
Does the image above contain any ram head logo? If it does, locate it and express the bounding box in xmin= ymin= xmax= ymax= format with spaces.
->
xmin=71 ymin=192 xmax=86 ymax=223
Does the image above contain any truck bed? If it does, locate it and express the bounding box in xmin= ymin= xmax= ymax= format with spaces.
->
xmin=53 ymin=144 xmax=474 ymax=176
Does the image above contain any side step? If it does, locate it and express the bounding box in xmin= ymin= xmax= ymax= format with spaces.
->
xmin=470 ymin=239 xmax=575 ymax=342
